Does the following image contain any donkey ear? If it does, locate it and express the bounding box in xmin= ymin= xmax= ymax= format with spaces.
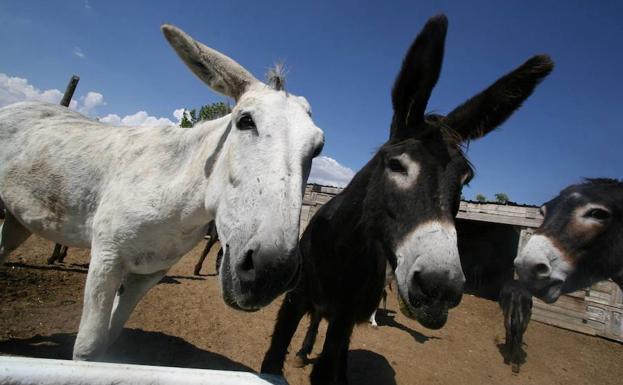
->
xmin=445 ymin=55 xmax=554 ymax=141
xmin=390 ymin=14 xmax=448 ymax=141
xmin=162 ymin=24 xmax=259 ymax=101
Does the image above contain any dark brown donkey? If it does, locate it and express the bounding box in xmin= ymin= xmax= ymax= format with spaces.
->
xmin=499 ymin=279 xmax=533 ymax=373
xmin=515 ymin=178 xmax=623 ymax=303
xmin=193 ymin=220 xmax=220 ymax=275
xmin=261 ymin=14 xmax=553 ymax=385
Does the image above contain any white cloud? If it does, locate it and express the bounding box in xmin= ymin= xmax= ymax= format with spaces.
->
xmin=0 ymin=72 xmax=103 ymax=113
xmin=0 ymin=73 xmax=65 ymax=106
xmin=98 ymin=114 xmax=121 ymax=125
xmin=308 ymin=156 xmax=355 ymax=188
xmin=74 ymin=47 xmax=85 ymax=59
xmin=173 ymin=108 xmax=185 ymax=122
xmin=99 ymin=110 xmax=179 ymax=129
xmin=78 ymin=91 xmax=105 ymax=114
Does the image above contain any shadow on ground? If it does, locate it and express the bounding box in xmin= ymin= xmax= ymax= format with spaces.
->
xmin=375 ymin=309 xmax=438 ymax=344
xmin=496 ymin=340 xmax=527 ymax=373
xmin=348 ymin=349 xmax=397 ymax=385
xmin=0 ymin=328 xmax=252 ymax=372
xmin=158 ymin=275 xmax=206 ymax=285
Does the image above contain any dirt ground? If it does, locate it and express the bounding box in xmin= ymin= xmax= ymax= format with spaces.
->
xmin=1 ymin=235 xmax=622 ymax=385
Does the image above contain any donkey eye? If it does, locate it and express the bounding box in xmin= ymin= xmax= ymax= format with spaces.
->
xmin=585 ymin=208 xmax=610 ymax=221
xmin=237 ymin=114 xmax=256 ymax=130
xmin=387 ymin=159 xmax=406 ymax=173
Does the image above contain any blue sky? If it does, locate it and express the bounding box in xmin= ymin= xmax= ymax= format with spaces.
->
xmin=1 ymin=0 xmax=621 ymax=204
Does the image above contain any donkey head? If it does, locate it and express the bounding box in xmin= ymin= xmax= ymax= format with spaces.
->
xmin=163 ymin=25 xmax=324 ymax=311
xmin=515 ymin=179 xmax=623 ymax=303
xmin=366 ymin=15 xmax=552 ymax=329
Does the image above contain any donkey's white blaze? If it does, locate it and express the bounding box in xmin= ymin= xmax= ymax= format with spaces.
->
xmin=394 ymin=221 xmax=464 ymax=300
xmin=388 ymin=154 xmax=420 ymax=190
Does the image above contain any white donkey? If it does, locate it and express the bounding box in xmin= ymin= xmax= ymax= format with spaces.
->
xmin=0 ymin=24 xmax=324 ymax=360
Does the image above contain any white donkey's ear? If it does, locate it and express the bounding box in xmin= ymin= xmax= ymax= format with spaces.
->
xmin=162 ymin=24 xmax=259 ymax=100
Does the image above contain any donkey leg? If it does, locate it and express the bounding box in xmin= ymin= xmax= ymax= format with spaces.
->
xmin=261 ymin=290 xmax=309 ymax=375
xmin=47 ymin=244 xmax=63 ymax=264
xmin=59 ymin=245 xmax=68 ymax=263
xmin=311 ymin=315 xmax=355 ymax=385
xmin=511 ymin=342 xmax=520 ymax=373
xmin=294 ymin=310 xmax=321 ymax=367
xmin=338 ymin=342 xmax=350 ymax=383
xmin=194 ymin=237 xmax=216 ymax=275
xmin=368 ymin=309 xmax=378 ymax=327
xmin=382 ymin=289 xmax=388 ymax=311
xmin=108 ymin=270 xmax=168 ymax=344
xmin=215 ymin=247 xmax=223 ymax=274
xmin=73 ymin=249 xmax=124 ymax=360
xmin=0 ymin=211 xmax=32 ymax=265
xmin=503 ymin=326 xmax=512 ymax=364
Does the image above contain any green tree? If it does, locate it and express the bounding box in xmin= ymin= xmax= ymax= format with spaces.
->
xmin=198 ymin=102 xmax=230 ymax=121
xmin=180 ymin=102 xmax=231 ymax=128
xmin=475 ymin=193 xmax=487 ymax=202
xmin=494 ymin=192 xmax=510 ymax=204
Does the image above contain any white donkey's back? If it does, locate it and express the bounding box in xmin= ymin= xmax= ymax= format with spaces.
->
xmin=0 ymin=101 xmax=228 ymax=248
xmin=0 ymin=24 xmax=324 ymax=361
xmin=1 ymin=102 xmax=139 ymax=247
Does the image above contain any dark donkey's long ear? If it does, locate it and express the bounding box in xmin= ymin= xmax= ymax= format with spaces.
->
xmin=446 ymin=55 xmax=554 ymax=141
xmin=390 ymin=14 xmax=448 ymax=141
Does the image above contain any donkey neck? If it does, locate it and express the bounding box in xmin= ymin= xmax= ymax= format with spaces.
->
xmin=156 ymin=115 xmax=233 ymax=222
xmin=325 ymin=155 xmax=379 ymax=244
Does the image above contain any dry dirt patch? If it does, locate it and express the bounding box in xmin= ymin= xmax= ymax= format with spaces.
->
xmin=1 ymin=235 xmax=622 ymax=385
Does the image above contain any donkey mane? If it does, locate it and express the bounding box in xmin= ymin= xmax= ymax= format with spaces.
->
xmin=266 ymin=63 xmax=287 ymax=91
xmin=420 ymin=113 xmax=475 ymax=175
xmin=425 ymin=114 xmax=472 ymax=152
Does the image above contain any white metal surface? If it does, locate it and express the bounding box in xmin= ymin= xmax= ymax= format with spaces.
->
xmin=0 ymin=356 xmax=288 ymax=385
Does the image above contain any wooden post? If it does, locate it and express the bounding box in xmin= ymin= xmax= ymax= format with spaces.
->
xmin=59 ymin=75 xmax=80 ymax=108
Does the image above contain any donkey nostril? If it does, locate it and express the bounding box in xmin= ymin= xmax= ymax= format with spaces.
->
xmin=411 ymin=272 xmax=428 ymax=296
xmin=533 ymin=262 xmax=550 ymax=278
xmin=240 ymin=250 xmax=254 ymax=272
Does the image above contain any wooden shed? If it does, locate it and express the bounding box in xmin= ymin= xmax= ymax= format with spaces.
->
xmin=300 ymin=183 xmax=623 ymax=343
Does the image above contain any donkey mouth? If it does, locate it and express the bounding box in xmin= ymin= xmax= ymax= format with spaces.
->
xmin=220 ymin=248 xmax=261 ymax=312
xmin=531 ymin=279 xmax=564 ymax=304
xmin=220 ymin=247 xmax=300 ymax=312
xmin=396 ymin=291 xmax=449 ymax=330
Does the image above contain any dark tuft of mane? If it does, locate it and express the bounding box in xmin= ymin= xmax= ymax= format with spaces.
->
xmin=424 ymin=114 xmax=470 ymax=154
xmin=267 ymin=63 xmax=287 ymax=91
